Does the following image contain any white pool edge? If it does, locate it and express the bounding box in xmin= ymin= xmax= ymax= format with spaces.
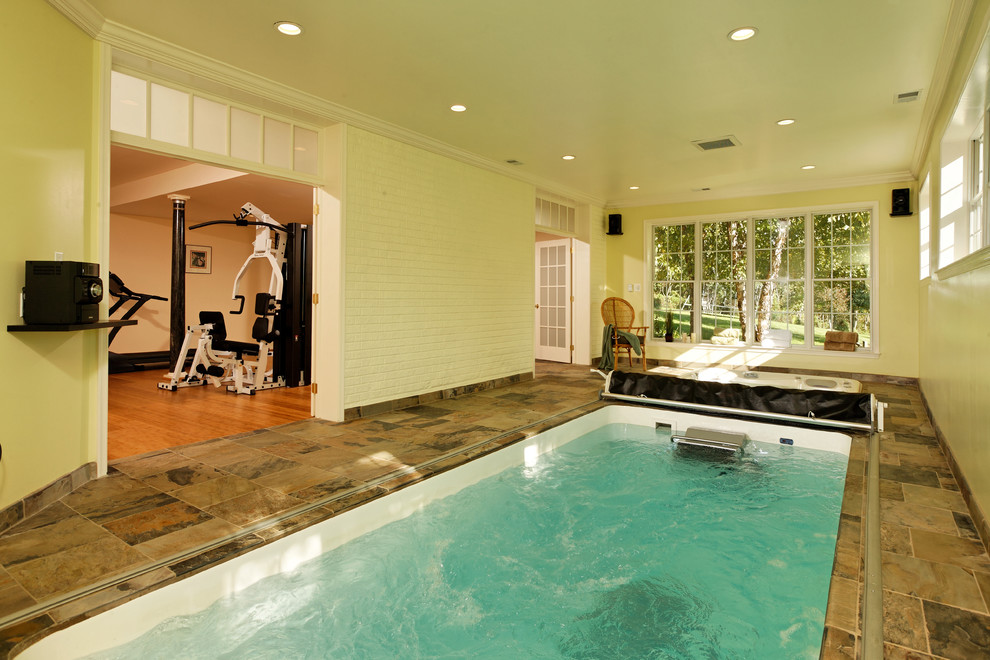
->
xmin=19 ymin=405 xmax=851 ymax=659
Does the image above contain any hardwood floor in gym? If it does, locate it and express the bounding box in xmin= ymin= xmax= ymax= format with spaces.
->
xmin=108 ymin=370 xmax=312 ymax=460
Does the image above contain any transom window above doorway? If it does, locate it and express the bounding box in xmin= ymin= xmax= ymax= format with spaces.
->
xmin=110 ymin=70 xmax=321 ymax=179
xmin=535 ymin=192 xmax=576 ymax=234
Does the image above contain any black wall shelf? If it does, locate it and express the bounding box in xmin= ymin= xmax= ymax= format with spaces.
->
xmin=7 ymin=320 xmax=137 ymax=333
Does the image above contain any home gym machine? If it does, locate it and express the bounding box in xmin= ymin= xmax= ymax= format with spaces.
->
xmin=158 ymin=202 xmax=312 ymax=395
xmin=107 ymin=273 xmax=169 ymax=373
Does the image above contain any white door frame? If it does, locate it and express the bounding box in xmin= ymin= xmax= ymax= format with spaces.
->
xmin=96 ymin=67 xmax=338 ymax=475
xmin=571 ymin=238 xmax=591 ymax=365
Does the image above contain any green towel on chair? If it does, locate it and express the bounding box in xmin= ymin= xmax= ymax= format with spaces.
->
xmin=598 ymin=324 xmax=641 ymax=371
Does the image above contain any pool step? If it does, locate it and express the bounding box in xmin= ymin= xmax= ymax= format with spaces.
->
xmin=671 ymin=427 xmax=747 ymax=452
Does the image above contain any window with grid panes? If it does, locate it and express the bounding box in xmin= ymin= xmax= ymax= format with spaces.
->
xmin=754 ymin=216 xmax=805 ymax=345
xmin=700 ymin=219 xmax=747 ymax=341
xmin=535 ymin=195 xmax=575 ymax=233
xmin=649 ymin=206 xmax=874 ymax=350
xmin=651 ymin=223 xmax=695 ymax=340
xmin=812 ymin=211 xmax=872 ymax=347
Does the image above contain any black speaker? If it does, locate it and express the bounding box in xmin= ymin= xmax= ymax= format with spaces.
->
xmin=23 ymin=261 xmax=103 ymax=324
xmin=607 ymin=213 xmax=623 ymax=235
xmin=891 ymin=188 xmax=912 ymax=217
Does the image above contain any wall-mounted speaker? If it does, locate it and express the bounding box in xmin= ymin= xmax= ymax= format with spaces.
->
xmin=891 ymin=188 xmax=912 ymax=217
xmin=607 ymin=213 xmax=623 ymax=235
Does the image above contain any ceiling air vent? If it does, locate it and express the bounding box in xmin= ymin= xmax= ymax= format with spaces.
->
xmin=505 ymin=159 xmax=524 ymax=165
xmin=895 ymin=90 xmax=921 ymax=103
xmin=692 ymin=135 xmax=740 ymax=151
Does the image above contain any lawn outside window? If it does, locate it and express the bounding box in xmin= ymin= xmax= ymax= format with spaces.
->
xmin=648 ymin=204 xmax=877 ymax=351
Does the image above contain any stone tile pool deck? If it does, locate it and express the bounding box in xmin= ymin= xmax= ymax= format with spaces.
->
xmin=0 ymin=364 xmax=986 ymax=659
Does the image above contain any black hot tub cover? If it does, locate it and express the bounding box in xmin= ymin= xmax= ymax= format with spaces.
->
xmin=604 ymin=371 xmax=873 ymax=426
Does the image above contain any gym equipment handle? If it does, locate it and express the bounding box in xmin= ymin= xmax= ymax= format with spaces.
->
xmin=189 ymin=219 xmax=289 ymax=232
xmin=231 ymin=295 xmax=245 ymax=315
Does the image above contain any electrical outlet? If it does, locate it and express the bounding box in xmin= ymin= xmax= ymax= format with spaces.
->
xmin=627 ymin=284 xmax=633 ymax=292
xmin=54 ymin=252 xmax=63 ymax=261
xmin=633 ymin=283 xmax=641 ymax=292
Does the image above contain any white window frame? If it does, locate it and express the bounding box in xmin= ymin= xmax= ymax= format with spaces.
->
xmin=919 ymin=173 xmax=932 ymax=280
xmin=984 ymin=110 xmax=990 ymax=250
xmin=935 ymin=28 xmax=990 ymax=277
xmin=646 ymin=202 xmax=878 ymax=354
xmin=967 ymin=122 xmax=985 ymax=253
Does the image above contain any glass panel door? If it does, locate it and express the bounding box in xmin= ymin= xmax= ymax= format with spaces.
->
xmin=535 ymin=239 xmax=572 ymax=362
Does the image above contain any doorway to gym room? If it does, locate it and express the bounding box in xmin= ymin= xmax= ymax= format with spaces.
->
xmin=107 ymin=145 xmax=315 ymax=460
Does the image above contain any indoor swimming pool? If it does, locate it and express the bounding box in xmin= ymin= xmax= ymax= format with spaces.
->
xmin=25 ymin=406 xmax=851 ymax=659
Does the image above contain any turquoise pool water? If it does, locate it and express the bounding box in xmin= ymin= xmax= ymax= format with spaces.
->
xmin=90 ymin=423 xmax=847 ymax=659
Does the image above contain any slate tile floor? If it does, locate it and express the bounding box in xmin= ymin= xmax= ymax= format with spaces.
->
xmin=868 ymin=382 xmax=990 ymax=660
xmin=0 ymin=363 xmax=986 ymax=659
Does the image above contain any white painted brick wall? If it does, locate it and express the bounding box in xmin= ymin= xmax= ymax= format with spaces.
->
xmin=343 ymin=128 xmax=535 ymax=407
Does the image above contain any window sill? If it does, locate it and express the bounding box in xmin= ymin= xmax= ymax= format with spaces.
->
xmin=934 ymin=244 xmax=990 ymax=281
xmin=650 ymin=340 xmax=879 ymax=358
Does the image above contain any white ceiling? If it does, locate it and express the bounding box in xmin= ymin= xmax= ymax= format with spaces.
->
xmin=110 ymin=146 xmax=313 ymax=224
xmin=87 ymin=0 xmax=960 ymax=210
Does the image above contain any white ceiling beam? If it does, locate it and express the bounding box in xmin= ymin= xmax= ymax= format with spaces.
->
xmin=110 ymin=163 xmax=247 ymax=207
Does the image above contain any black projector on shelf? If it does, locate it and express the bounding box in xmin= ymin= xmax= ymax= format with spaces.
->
xmin=22 ymin=261 xmax=103 ymax=324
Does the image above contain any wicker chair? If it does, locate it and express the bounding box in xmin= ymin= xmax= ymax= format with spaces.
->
xmin=600 ymin=297 xmax=648 ymax=369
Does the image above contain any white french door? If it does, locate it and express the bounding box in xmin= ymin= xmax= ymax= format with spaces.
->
xmin=535 ymin=238 xmax=572 ymax=362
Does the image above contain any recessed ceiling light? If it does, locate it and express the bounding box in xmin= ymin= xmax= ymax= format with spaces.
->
xmin=274 ymin=21 xmax=303 ymax=36
xmin=776 ymin=118 xmax=795 ymax=126
xmin=450 ymin=104 xmax=467 ymax=112
xmin=728 ymin=27 xmax=757 ymax=41
xmin=562 ymin=155 xmax=576 ymax=160
xmin=629 ymin=186 xmax=640 ymax=190
xmin=801 ymin=165 xmax=816 ymax=170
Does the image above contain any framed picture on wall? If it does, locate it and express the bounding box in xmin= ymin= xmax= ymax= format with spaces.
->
xmin=186 ymin=245 xmax=212 ymax=274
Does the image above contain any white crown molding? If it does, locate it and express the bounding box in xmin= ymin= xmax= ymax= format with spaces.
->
xmin=48 ymin=0 xmax=605 ymax=207
xmin=605 ymin=171 xmax=915 ymax=210
xmin=910 ymin=0 xmax=978 ymax=176
xmin=54 ymin=0 xmax=926 ymax=212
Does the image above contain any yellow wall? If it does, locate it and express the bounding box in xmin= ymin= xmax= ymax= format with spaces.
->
xmin=0 ymin=0 xmax=100 ymax=508
xmin=917 ymin=0 xmax=990 ymax=531
xmin=342 ymin=127 xmax=535 ymax=407
xmin=605 ymin=183 xmax=920 ymax=378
